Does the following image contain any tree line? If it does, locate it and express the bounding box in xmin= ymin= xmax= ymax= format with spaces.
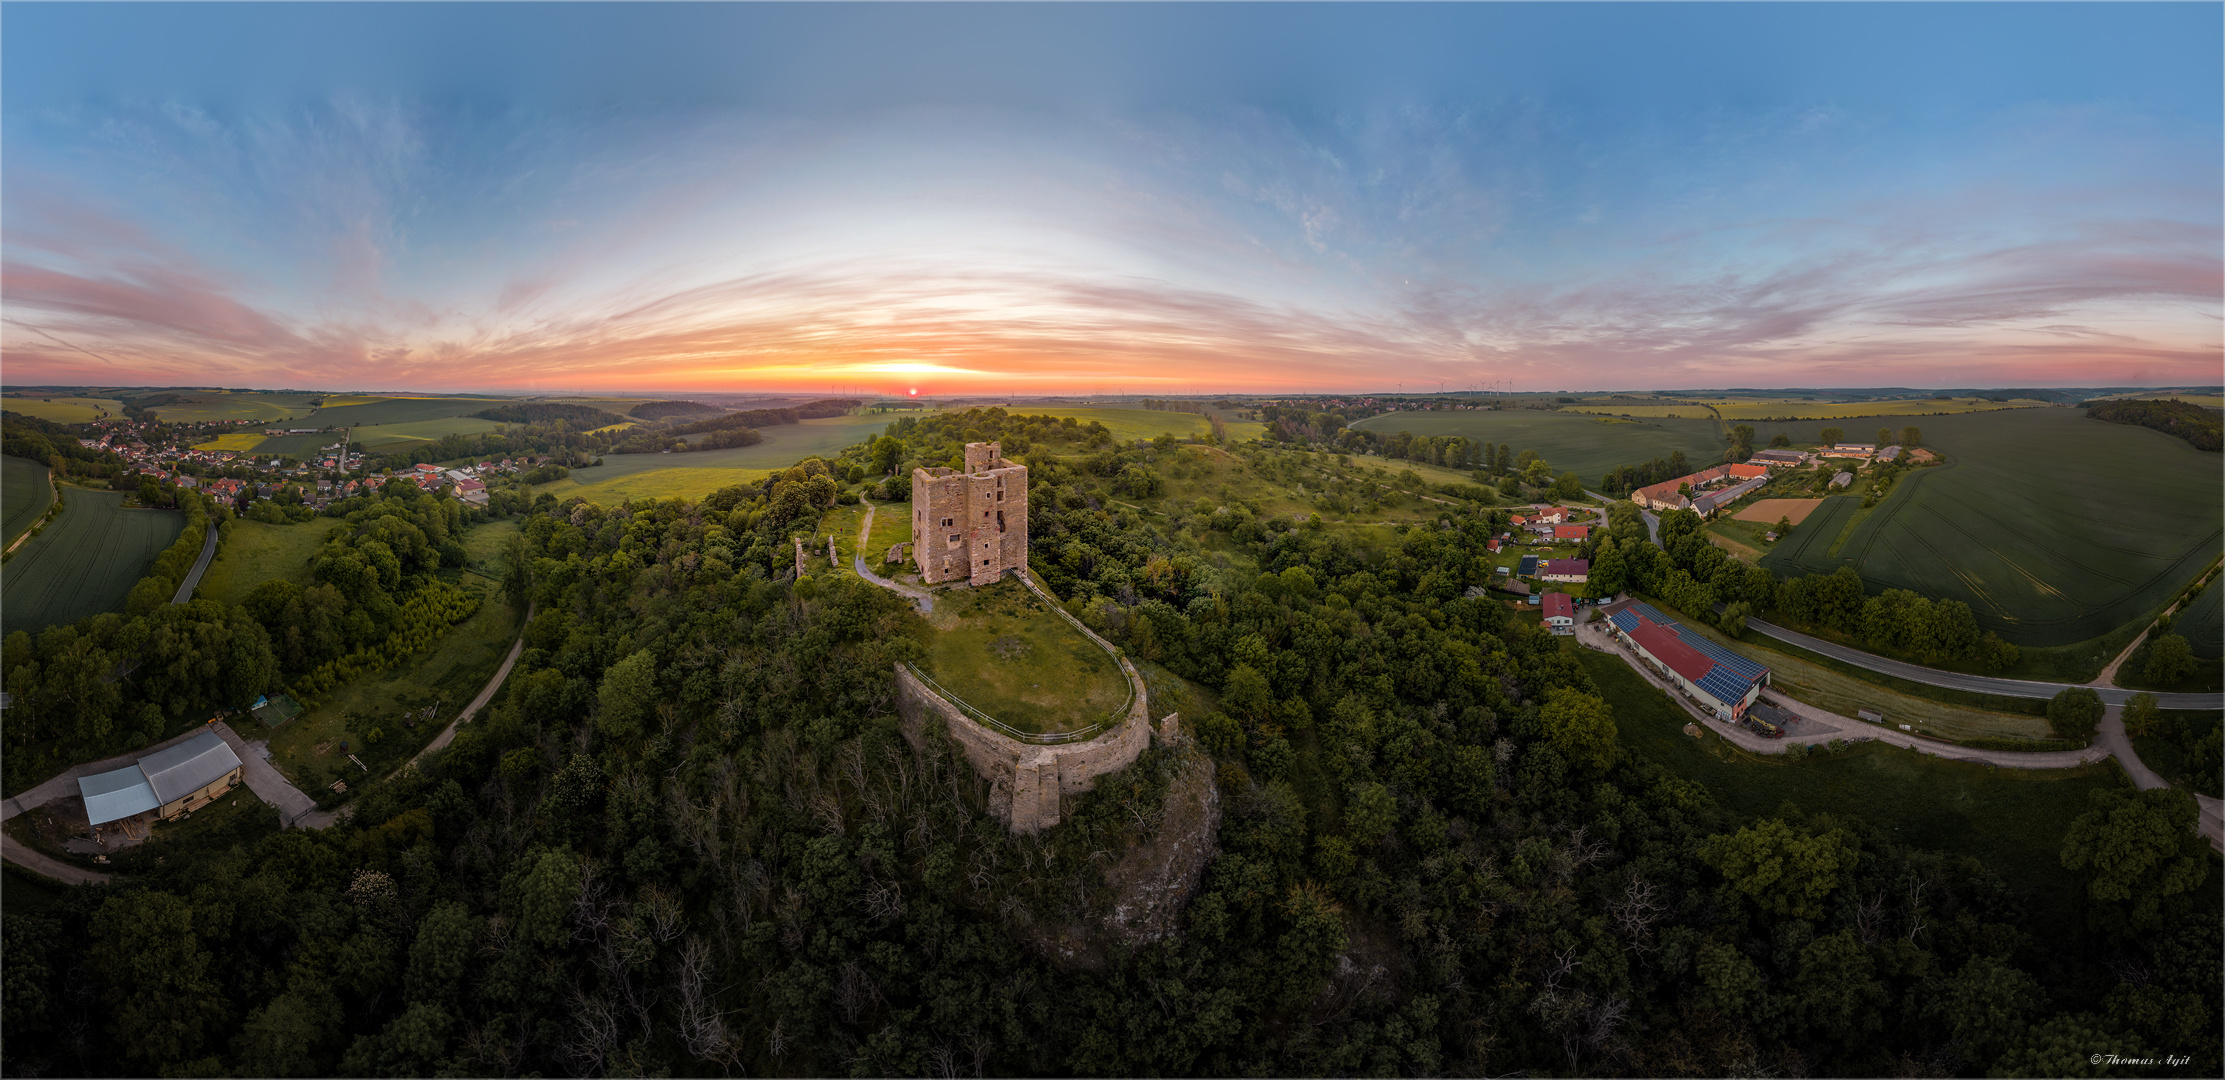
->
xmin=2084 ymin=398 xmax=2221 ymax=452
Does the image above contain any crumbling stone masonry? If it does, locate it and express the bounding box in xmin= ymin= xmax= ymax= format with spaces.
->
xmin=912 ymin=441 xmax=1028 ymax=586
xmin=894 ymin=665 xmax=1178 ymax=834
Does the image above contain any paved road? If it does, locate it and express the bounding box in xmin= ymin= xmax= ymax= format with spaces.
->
xmin=1586 ymin=489 xmax=1657 ymax=544
xmin=170 ymin=522 xmax=221 ymax=604
xmin=851 ymin=504 xmax=933 ymax=613
xmin=0 ymin=834 xmax=112 ymax=885
xmin=1741 ymin=616 xmax=2224 ymax=709
xmin=1 ymin=724 xmax=230 ymax=884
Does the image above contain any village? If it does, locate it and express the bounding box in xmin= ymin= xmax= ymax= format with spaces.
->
xmin=68 ymin=418 xmax=552 ymax=512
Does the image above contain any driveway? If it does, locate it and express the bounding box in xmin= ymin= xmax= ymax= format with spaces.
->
xmin=207 ymin=723 xmax=322 ymax=828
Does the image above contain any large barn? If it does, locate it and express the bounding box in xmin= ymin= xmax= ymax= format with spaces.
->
xmin=1606 ymin=602 xmax=1771 ymax=721
xmin=76 ymin=729 xmax=245 ymax=828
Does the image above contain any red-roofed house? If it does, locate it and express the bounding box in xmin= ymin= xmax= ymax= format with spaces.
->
xmin=1539 ymin=558 xmax=1589 ymax=583
xmin=1553 ymin=524 xmax=1589 ymax=541
xmin=1542 ymin=593 xmax=1576 ymax=635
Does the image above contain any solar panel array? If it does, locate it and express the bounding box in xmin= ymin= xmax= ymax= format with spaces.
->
xmin=1614 ymin=602 xmax=1769 ymax=710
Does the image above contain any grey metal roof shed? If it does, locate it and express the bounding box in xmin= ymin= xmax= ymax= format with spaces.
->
xmin=135 ymin=729 xmax=243 ymax=805
xmin=79 ymin=765 xmax=160 ymax=826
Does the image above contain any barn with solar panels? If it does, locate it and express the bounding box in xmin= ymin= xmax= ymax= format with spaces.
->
xmin=1606 ymin=602 xmax=1772 ymax=721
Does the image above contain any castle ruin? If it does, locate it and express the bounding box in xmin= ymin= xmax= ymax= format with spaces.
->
xmin=913 ymin=441 xmax=1028 ymax=586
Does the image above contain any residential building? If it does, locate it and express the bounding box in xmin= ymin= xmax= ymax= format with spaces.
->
xmin=1542 ymin=592 xmax=1576 ymax=635
xmin=1539 ymin=558 xmax=1589 ymax=583
xmin=1552 ymin=524 xmax=1590 ymax=542
xmin=1606 ymin=602 xmax=1770 ymax=721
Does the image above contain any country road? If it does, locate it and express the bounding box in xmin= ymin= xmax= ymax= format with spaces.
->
xmin=1740 ymin=616 xmax=2224 ymax=709
xmin=170 ymin=521 xmax=221 ymax=604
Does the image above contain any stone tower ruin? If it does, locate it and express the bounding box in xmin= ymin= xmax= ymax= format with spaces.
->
xmin=912 ymin=441 xmax=1028 ymax=585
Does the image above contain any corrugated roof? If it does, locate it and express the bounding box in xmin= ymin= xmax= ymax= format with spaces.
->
xmin=1629 ymin=618 xmax=1716 ymax=686
xmin=79 ymin=765 xmax=159 ymax=826
xmin=135 ymin=730 xmax=242 ymax=805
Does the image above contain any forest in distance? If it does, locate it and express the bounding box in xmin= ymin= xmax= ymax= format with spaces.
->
xmin=1 ymin=404 xmax=2217 ymax=1080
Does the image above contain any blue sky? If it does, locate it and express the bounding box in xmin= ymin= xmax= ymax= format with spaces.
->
xmin=3 ymin=2 xmax=2217 ymax=393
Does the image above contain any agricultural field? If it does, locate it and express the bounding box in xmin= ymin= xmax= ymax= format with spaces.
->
xmin=191 ymin=433 xmax=269 ymax=453
xmin=298 ymin=395 xmax=513 ymax=428
xmin=1733 ymin=497 xmax=1827 ymax=525
xmin=0 ymin=488 xmax=184 ymax=637
xmin=538 ymin=414 xmax=890 ymax=503
xmin=918 ymin=577 xmax=1129 ymax=736
xmin=1760 ymin=409 xmax=2222 ymax=647
xmin=346 ymin=415 xmax=509 ymax=449
xmin=0 ymin=395 xmax=125 ymax=423
xmin=1350 ymin=408 xmax=1725 ymax=485
xmin=194 ymin=519 xmax=335 ymax=606
xmin=2180 ymin=579 xmax=2222 ymax=659
xmin=131 ymin=390 xmax=323 ymax=423
xmin=1565 ymin=397 xmax=2049 ymax=420
xmin=1581 ymin=647 xmax=2125 ymax=936
xmin=3 ymin=455 xmax=54 ymax=546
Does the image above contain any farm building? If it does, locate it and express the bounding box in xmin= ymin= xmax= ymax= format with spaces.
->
xmin=1830 ymin=471 xmax=1853 ymax=489
xmin=76 ymin=729 xmax=245 ymax=828
xmin=1607 ymin=602 xmax=1771 ymax=721
xmin=1749 ymin=449 xmax=1808 ymax=467
xmin=1542 ymin=592 xmax=1576 ymax=635
xmin=1821 ymin=443 xmax=1876 ymax=459
xmin=1631 ymin=463 xmax=1770 ymax=511
xmin=1876 ymin=445 xmax=1902 ymax=462
xmin=1693 ymin=475 xmax=1768 ymax=516
xmin=1539 ymin=558 xmax=1590 ymax=583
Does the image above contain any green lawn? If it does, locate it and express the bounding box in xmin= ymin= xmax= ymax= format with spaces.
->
xmin=264 ymin=576 xmax=522 ymax=796
xmin=1756 ymin=409 xmax=2221 ymax=649
xmin=1582 ymin=648 xmax=2127 ymax=937
xmin=196 ymin=518 xmax=335 ymax=606
xmin=1350 ymin=408 xmax=1729 ymax=487
xmin=919 ymin=577 xmax=1130 ymax=735
xmin=1 ymin=487 xmax=185 ymax=637
xmin=863 ymin=499 xmax=915 ymax=569
xmin=3 ymin=454 xmax=54 ymax=546
xmin=537 ymin=414 xmax=891 ymax=504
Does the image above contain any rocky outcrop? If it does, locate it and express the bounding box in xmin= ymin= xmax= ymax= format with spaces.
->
xmin=1098 ymin=737 xmax=1221 ymax=947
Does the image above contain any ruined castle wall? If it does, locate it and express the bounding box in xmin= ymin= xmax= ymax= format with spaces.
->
xmin=893 ymin=663 xmax=1172 ymax=835
xmin=911 ymin=442 xmax=1028 ymax=586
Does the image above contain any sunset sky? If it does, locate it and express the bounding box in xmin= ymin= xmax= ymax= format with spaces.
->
xmin=3 ymin=3 xmax=2218 ymax=396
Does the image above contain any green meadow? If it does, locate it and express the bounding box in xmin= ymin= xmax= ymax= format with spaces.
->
xmin=539 ymin=414 xmax=891 ymax=503
xmin=195 ymin=519 xmax=336 ymax=606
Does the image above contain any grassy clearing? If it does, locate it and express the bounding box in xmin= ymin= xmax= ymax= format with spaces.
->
xmin=1006 ymin=405 xmax=1216 ymax=442
xmin=1 ymin=395 xmax=125 ymax=423
xmin=264 ymin=576 xmax=521 ymax=794
xmin=1 ymin=488 xmax=185 ymax=637
xmin=540 ymin=415 xmax=891 ymax=504
xmin=864 ymin=499 xmax=914 ymax=568
xmin=3 ymin=454 xmax=54 ymax=546
xmin=459 ymin=518 xmax=522 ymax=582
xmin=1582 ymin=648 xmax=2125 ymax=936
xmin=1758 ymin=409 xmax=2221 ymax=649
xmin=1350 ymin=409 xmax=1726 ymax=486
xmin=920 ymin=577 xmax=1129 ymax=735
xmin=196 ymin=519 xmax=336 ymax=606
xmin=1669 ymin=611 xmax=2058 ymax=742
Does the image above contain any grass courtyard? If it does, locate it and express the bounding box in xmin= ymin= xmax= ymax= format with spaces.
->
xmin=919 ymin=576 xmax=1130 ymax=736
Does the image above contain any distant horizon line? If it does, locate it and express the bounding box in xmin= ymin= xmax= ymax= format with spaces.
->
xmin=3 ymin=382 xmax=2219 ymax=400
